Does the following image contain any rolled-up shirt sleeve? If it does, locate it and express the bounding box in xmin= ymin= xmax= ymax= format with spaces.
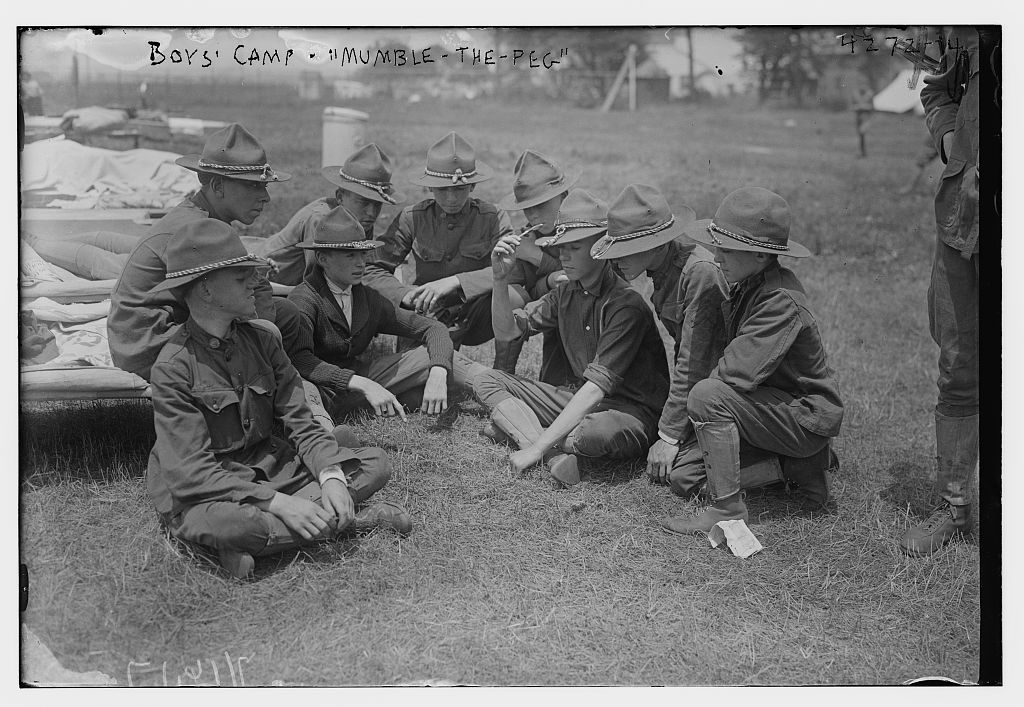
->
xmin=712 ymin=290 xmax=802 ymax=392
xmin=150 ymin=358 xmax=276 ymax=509
xmin=364 ymin=209 xmax=416 ymax=306
xmin=583 ymin=301 xmax=651 ymax=396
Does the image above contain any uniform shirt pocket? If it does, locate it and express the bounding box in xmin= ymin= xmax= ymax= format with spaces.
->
xmin=193 ymin=388 xmax=243 ymax=453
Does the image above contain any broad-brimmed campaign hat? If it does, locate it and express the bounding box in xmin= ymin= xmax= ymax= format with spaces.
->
xmin=150 ymin=219 xmax=267 ymax=293
xmin=296 ymin=204 xmax=384 ymax=251
xmin=685 ymin=187 xmax=811 ymax=258
xmin=497 ymin=150 xmax=581 ymax=211
xmin=321 ymin=143 xmax=406 ymax=205
xmin=176 ymin=123 xmax=291 ymax=183
xmin=410 ymin=131 xmax=493 ymax=187
xmin=590 ymin=184 xmax=696 ymax=260
xmin=535 ymin=189 xmax=608 ymax=248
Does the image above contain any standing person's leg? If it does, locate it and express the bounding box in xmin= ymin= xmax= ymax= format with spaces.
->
xmin=662 ymin=378 xmax=828 ymax=534
xmin=901 ymin=241 xmax=979 ymax=556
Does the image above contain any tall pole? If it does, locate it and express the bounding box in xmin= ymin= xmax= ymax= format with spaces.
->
xmin=686 ymin=28 xmax=696 ymax=97
xmin=71 ymin=54 xmax=80 ymax=108
xmin=627 ymin=44 xmax=637 ymax=111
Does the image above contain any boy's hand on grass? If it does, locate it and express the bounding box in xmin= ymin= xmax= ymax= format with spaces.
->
xmin=267 ymin=492 xmax=334 ymax=541
xmin=421 ymin=367 xmax=449 ymax=415
xmin=350 ymin=376 xmax=407 ymax=421
xmin=646 ymin=439 xmax=677 ymax=483
xmin=320 ymin=479 xmax=355 ymax=533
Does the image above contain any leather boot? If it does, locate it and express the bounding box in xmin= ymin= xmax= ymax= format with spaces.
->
xmin=353 ymin=501 xmax=413 ymax=536
xmin=547 ymin=453 xmax=580 ymax=487
xmin=661 ymin=419 xmax=747 ymax=535
xmin=492 ymin=338 xmax=525 ymax=375
xmin=217 ymin=548 xmax=255 ymax=580
xmin=479 ymin=422 xmax=512 ymax=446
xmin=491 ymin=398 xmax=544 ymax=450
xmin=900 ymin=412 xmax=979 ymax=556
xmin=899 ymin=501 xmax=971 ymax=557
xmin=780 ymin=443 xmax=836 ymax=506
xmin=662 ymin=492 xmax=749 ymax=535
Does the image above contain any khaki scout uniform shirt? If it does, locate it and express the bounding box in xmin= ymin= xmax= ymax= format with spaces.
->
xmin=147 ymin=318 xmax=356 ymax=521
xmin=108 ymin=192 xmax=275 ymax=380
xmin=363 ymin=197 xmax=513 ymax=309
xmin=513 ymin=263 xmax=670 ymax=424
xmin=714 ymin=262 xmax=844 ymax=439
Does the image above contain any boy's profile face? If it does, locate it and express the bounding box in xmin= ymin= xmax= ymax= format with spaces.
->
xmin=338 ymin=190 xmax=384 ymax=236
xmin=714 ymin=246 xmax=768 ymax=284
xmin=611 ymin=250 xmax=656 ymax=282
xmin=429 ymin=184 xmax=474 ymax=215
xmin=523 ymin=194 xmax=565 ymax=235
xmin=217 ymin=177 xmax=271 ymax=226
xmin=317 ymin=249 xmax=367 ymax=288
xmin=556 ymin=235 xmax=604 ymax=283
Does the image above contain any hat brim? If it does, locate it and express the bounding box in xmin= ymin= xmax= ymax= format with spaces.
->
xmin=409 ymin=160 xmax=494 ymax=187
xmin=535 ymin=225 xmax=608 ymax=248
xmin=320 ymin=165 xmax=406 ymax=204
xmin=685 ymin=219 xmax=812 ymax=258
xmin=496 ymin=168 xmax=582 ymax=211
xmin=175 ymin=155 xmax=292 ymax=183
xmin=149 ymin=255 xmax=268 ymax=293
xmin=590 ymin=206 xmax=697 ymax=260
xmin=295 ymin=239 xmax=384 ymax=250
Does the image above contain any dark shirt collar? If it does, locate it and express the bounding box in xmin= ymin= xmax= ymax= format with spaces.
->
xmin=185 ymin=317 xmax=238 ymax=351
xmin=731 ymin=259 xmax=781 ymax=297
xmin=649 ymin=239 xmax=694 ymax=290
xmin=432 ymin=198 xmax=473 ymax=220
xmin=190 ymin=189 xmax=229 ymax=223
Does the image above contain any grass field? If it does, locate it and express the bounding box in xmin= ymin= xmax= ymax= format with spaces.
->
xmin=20 ymin=83 xmax=981 ymax=686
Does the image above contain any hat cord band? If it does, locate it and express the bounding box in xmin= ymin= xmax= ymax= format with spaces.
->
xmin=198 ymin=160 xmax=276 ymax=180
xmin=604 ymin=216 xmax=675 ymax=244
xmin=545 ymin=219 xmax=609 ymax=245
xmin=708 ymin=221 xmax=789 ymax=251
xmin=310 ymin=240 xmax=379 ymax=249
xmin=337 ymin=168 xmax=397 ymax=204
xmin=166 ymin=253 xmax=259 ymax=279
xmin=424 ymin=166 xmax=477 ymax=184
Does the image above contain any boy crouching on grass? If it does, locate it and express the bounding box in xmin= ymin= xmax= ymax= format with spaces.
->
xmin=661 ymin=188 xmax=844 ymax=536
xmin=474 ymin=189 xmax=670 ymax=487
xmin=146 ymin=220 xmax=411 ymax=580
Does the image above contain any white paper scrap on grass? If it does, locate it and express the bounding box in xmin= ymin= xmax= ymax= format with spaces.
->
xmin=707 ymin=519 xmax=763 ymax=558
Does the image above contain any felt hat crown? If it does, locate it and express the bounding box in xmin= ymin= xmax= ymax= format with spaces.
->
xmin=535 ymin=189 xmax=609 ymax=247
xmin=296 ymin=204 xmax=384 ymax=250
xmin=685 ymin=187 xmax=810 ymax=258
xmin=150 ymin=219 xmax=266 ymax=292
xmin=590 ymin=184 xmax=695 ymax=259
xmin=175 ymin=123 xmax=291 ymax=182
xmin=321 ymin=143 xmax=405 ymax=205
xmin=497 ymin=150 xmax=581 ymax=210
xmin=410 ymin=131 xmax=493 ymax=187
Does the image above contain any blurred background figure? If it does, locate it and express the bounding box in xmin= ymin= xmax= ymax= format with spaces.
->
xmin=20 ymin=70 xmax=44 ymax=116
xmin=852 ymin=85 xmax=874 ymax=158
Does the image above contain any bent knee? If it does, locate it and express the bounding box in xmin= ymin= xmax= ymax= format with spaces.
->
xmin=687 ymin=378 xmax=733 ymax=420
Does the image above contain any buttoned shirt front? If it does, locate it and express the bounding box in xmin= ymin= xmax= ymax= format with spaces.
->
xmin=326 ymin=278 xmax=353 ymax=324
xmin=513 ymin=263 xmax=669 ymax=420
xmin=147 ymin=318 xmax=357 ymax=520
